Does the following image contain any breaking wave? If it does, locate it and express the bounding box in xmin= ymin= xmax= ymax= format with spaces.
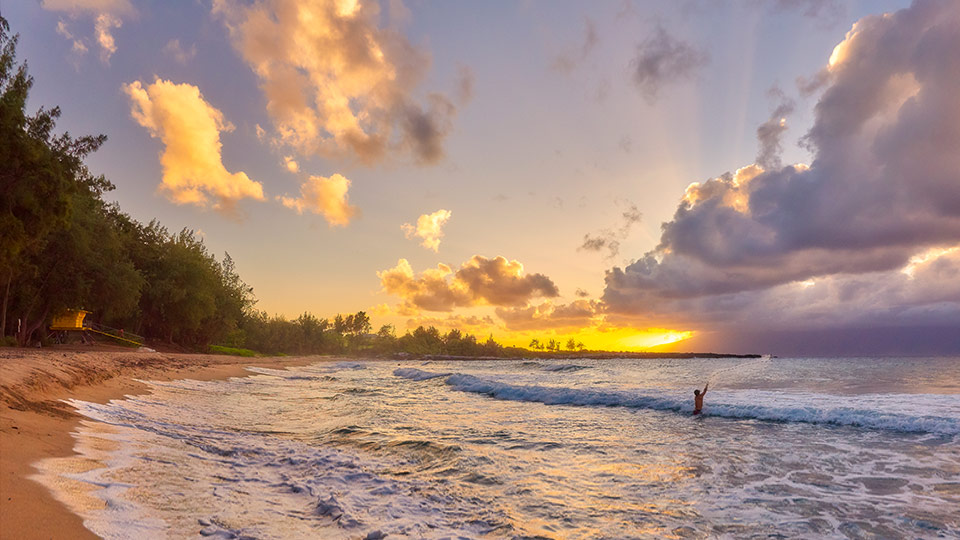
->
xmin=394 ymin=370 xmax=960 ymax=436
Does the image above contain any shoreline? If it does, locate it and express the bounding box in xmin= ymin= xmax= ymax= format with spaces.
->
xmin=0 ymin=347 xmax=331 ymax=540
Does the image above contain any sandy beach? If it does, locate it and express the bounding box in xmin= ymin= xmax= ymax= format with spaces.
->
xmin=0 ymin=347 xmax=324 ymax=540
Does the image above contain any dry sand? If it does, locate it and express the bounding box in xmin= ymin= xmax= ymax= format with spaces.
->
xmin=0 ymin=347 xmax=327 ymax=539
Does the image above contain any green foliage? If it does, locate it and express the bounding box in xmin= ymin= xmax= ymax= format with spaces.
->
xmin=126 ymin=224 xmax=248 ymax=346
xmin=209 ymin=345 xmax=259 ymax=357
xmin=1 ymin=17 xmax=124 ymax=344
xmin=0 ymin=17 xmax=252 ymax=348
xmin=0 ymin=15 xmax=523 ymax=357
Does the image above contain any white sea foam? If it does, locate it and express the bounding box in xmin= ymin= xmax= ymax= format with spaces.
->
xmin=37 ymin=358 xmax=960 ymax=539
xmin=60 ymin=394 xmax=508 ymax=539
xmin=396 ymin=370 xmax=960 ymax=436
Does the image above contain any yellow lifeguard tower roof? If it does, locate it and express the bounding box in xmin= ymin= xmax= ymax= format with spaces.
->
xmin=50 ymin=309 xmax=91 ymax=331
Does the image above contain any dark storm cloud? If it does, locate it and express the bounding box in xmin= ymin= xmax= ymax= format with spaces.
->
xmin=603 ymin=1 xmax=960 ymax=347
xmin=796 ymin=68 xmax=831 ymax=96
xmin=755 ymin=89 xmax=796 ymax=169
xmin=630 ymin=26 xmax=708 ymax=102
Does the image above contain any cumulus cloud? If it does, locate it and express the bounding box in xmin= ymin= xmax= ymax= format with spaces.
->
xmin=607 ymin=247 xmax=960 ymax=336
xmin=755 ymin=88 xmax=796 ymax=169
xmin=796 ymin=68 xmax=832 ymax=96
xmin=378 ymin=256 xmax=560 ymax=312
xmin=212 ymin=0 xmax=458 ymax=165
xmin=278 ymin=173 xmax=357 ymax=227
xmin=402 ymin=209 xmax=452 ymax=252
xmin=630 ymin=25 xmax=708 ymax=102
xmin=124 ymin=79 xmax=265 ymax=210
xmin=405 ymin=314 xmax=497 ymax=333
xmin=283 ymin=155 xmax=300 ymax=173
xmin=603 ymin=1 xmax=960 ymax=351
xmin=43 ymin=0 xmax=133 ymax=63
xmin=579 ymin=202 xmax=642 ymax=258
xmin=496 ymin=300 xmax=599 ymax=331
xmin=93 ymin=13 xmax=121 ymax=62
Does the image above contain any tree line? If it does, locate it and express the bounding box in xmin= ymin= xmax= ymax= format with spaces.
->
xmin=529 ymin=338 xmax=585 ymax=352
xmin=0 ymin=18 xmax=533 ymax=358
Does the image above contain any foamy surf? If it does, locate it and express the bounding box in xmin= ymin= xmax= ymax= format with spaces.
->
xmin=57 ymin=392 xmax=511 ymax=539
xmin=395 ymin=369 xmax=960 ymax=436
xmin=36 ymin=357 xmax=960 ymax=539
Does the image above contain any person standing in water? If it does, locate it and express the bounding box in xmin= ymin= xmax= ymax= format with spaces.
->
xmin=693 ymin=383 xmax=708 ymax=415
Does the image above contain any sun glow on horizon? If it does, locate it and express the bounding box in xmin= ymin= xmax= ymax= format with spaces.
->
xmin=494 ymin=327 xmax=696 ymax=352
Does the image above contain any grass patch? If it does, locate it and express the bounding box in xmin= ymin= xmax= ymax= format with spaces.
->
xmin=209 ymin=345 xmax=260 ymax=357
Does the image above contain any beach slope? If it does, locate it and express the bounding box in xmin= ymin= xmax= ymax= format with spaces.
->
xmin=0 ymin=348 xmax=320 ymax=540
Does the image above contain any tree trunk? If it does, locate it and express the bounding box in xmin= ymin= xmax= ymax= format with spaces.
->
xmin=1 ymin=271 xmax=10 ymax=338
xmin=17 ymin=308 xmax=48 ymax=347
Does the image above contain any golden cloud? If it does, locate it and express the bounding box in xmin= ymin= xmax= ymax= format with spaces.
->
xmin=43 ymin=0 xmax=133 ymax=63
xmin=404 ymin=314 xmax=498 ymax=333
xmin=402 ymin=209 xmax=452 ymax=252
xmin=124 ymin=79 xmax=265 ymax=209
xmin=93 ymin=13 xmax=121 ymax=62
xmin=213 ymin=0 xmax=457 ymax=164
xmin=278 ymin=173 xmax=358 ymax=227
xmin=495 ymin=300 xmax=599 ymax=331
xmin=283 ymin=155 xmax=300 ymax=173
xmin=378 ymin=256 xmax=560 ymax=311
xmin=681 ymin=164 xmax=763 ymax=213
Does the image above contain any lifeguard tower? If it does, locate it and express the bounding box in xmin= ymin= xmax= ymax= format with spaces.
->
xmin=50 ymin=309 xmax=92 ymax=332
xmin=49 ymin=309 xmax=144 ymax=346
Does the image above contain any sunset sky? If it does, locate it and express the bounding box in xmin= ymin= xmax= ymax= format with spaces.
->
xmin=7 ymin=0 xmax=960 ymax=355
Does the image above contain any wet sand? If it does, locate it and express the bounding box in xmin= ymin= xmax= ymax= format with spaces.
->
xmin=0 ymin=347 xmax=325 ymax=540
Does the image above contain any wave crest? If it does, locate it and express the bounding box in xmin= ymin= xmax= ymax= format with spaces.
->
xmin=395 ymin=371 xmax=960 ymax=436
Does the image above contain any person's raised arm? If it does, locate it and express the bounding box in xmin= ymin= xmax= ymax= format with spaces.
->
xmin=703 ymin=382 xmax=709 ymax=396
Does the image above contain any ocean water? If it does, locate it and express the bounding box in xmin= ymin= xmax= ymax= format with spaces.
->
xmin=41 ymin=357 xmax=960 ymax=539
